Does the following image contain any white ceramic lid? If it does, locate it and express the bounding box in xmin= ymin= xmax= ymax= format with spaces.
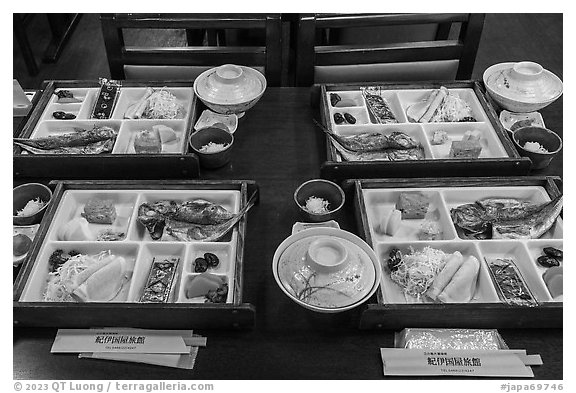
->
xmin=273 ymin=227 xmax=381 ymax=311
xmin=484 ymin=62 xmax=563 ymax=102
xmin=194 ymin=64 xmax=265 ymax=104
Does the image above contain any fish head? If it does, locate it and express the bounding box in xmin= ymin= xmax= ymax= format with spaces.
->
xmin=151 ymin=200 xmax=178 ymax=217
xmin=137 ymin=203 xmax=166 ymax=240
xmin=188 ymin=199 xmax=234 ymax=223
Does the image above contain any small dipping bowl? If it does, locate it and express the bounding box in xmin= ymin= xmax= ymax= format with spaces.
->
xmin=512 ymin=126 xmax=562 ymax=170
xmin=189 ymin=127 xmax=234 ymax=169
xmin=13 ymin=183 xmax=52 ymax=225
xmin=294 ymin=179 xmax=345 ymax=222
xmin=306 ymin=238 xmax=349 ymax=274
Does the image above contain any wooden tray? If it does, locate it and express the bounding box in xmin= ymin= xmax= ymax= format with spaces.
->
xmin=14 ymin=80 xmax=201 ymax=180
xmin=346 ymin=176 xmax=562 ymax=329
xmin=318 ymin=81 xmax=531 ymax=182
xmin=13 ymin=180 xmax=258 ymax=329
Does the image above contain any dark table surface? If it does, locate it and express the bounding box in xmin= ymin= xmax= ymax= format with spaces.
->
xmin=13 ymin=87 xmax=563 ymax=379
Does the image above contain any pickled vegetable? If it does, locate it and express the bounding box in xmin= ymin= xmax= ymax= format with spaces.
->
xmin=387 ymin=248 xmax=402 ymax=272
xmin=537 ymin=255 xmax=560 ymax=268
xmin=344 ymin=113 xmax=356 ymax=124
xmin=543 ymin=247 xmax=563 ymax=259
xmin=204 ymin=252 xmax=219 ymax=268
xmin=53 ymin=111 xmax=76 ymax=120
xmin=194 ymin=257 xmax=208 ymax=273
xmin=330 ymin=93 xmax=342 ymax=107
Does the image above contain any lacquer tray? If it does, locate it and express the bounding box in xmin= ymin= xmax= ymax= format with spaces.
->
xmin=347 ymin=176 xmax=562 ymax=329
xmin=14 ymin=80 xmax=200 ymax=180
xmin=318 ymin=81 xmax=531 ymax=182
xmin=13 ymin=180 xmax=258 ymax=329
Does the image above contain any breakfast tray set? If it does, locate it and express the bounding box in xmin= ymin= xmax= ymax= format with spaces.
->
xmin=13 ymin=76 xmax=562 ymax=330
xmin=14 ymin=80 xmax=201 ymax=180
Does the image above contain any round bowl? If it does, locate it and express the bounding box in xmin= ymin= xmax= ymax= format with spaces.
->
xmin=189 ymin=127 xmax=234 ymax=169
xmin=272 ymin=227 xmax=382 ymax=313
xmin=294 ymin=179 xmax=345 ymax=222
xmin=193 ymin=64 xmax=267 ymax=115
xmin=13 ymin=183 xmax=52 ymax=226
xmin=483 ymin=61 xmax=563 ymax=112
xmin=512 ymin=126 xmax=562 ymax=170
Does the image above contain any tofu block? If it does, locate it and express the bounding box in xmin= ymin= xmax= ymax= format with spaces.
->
xmin=448 ymin=140 xmax=482 ymax=159
xmin=396 ymin=192 xmax=430 ymax=219
xmin=431 ymin=130 xmax=449 ymax=145
xmin=462 ymin=130 xmax=482 ymax=142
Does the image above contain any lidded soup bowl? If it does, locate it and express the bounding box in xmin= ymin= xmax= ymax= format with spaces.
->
xmin=193 ymin=64 xmax=267 ymax=116
xmin=272 ymin=227 xmax=382 ymax=313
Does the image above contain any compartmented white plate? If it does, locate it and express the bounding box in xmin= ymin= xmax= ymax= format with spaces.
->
xmin=325 ymin=87 xmax=508 ymax=162
xmin=28 ymin=86 xmax=194 ymax=156
xmin=362 ymin=185 xmax=563 ymax=305
xmin=20 ymin=188 xmax=241 ymax=305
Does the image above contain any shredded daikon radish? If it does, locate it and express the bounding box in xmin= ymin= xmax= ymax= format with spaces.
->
xmin=44 ymin=251 xmax=111 ymax=302
xmin=142 ymin=88 xmax=186 ymax=119
xmin=390 ymin=246 xmax=447 ymax=298
xmin=304 ymin=196 xmax=330 ymax=214
xmin=199 ymin=142 xmax=228 ymax=153
xmin=16 ymin=198 xmax=46 ymax=217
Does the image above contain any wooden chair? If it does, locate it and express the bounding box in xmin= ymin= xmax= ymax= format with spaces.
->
xmin=294 ymin=13 xmax=485 ymax=86
xmin=100 ymin=14 xmax=283 ymax=86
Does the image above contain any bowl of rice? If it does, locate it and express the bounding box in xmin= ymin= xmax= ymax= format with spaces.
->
xmin=512 ymin=126 xmax=562 ymax=170
xmin=13 ymin=183 xmax=52 ymax=226
xmin=294 ymin=179 xmax=345 ymax=222
xmin=189 ymin=127 xmax=234 ymax=169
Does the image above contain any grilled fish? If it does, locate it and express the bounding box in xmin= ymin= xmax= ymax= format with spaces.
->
xmin=165 ymin=193 xmax=257 ymax=241
xmin=174 ymin=200 xmax=235 ymax=224
xmin=137 ymin=195 xmax=254 ymax=241
xmin=451 ymin=196 xmax=563 ymax=239
xmin=14 ymin=126 xmax=117 ymax=150
xmin=314 ymin=119 xmax=420 ymax=152
xmin=331 ymin=138 xmax=425 ymax=162
xmin=14 ymin=139 xmax=115 ymax=155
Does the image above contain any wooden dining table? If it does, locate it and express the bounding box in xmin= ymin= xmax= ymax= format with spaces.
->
xmin=13 ymin=86 xmax=563 ymax=379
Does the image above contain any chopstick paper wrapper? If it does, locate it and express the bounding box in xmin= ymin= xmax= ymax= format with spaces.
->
xmin=51 ymin=328 xmax=191 ymax=354
xmin=79 ymin=345 xmax=201 ymax=370
xmin=380 ymin=349 xmax=537 ymax=378
xmin=75 ymin=329 xmax=206 ymax=370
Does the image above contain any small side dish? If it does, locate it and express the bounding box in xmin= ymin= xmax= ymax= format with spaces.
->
xmin=140 ymin=257 xmax=179 ymax=303
xmin=55 ymin=90 xmax=82 ymax=103
xmin=81 ymin=198 xmax=117 ymax=224
xmin=407 ymin=87 xmax=476 ymax=123
xmin=523 ymin=141 xmax=548 ymax=153
xmin=199 ymin=142 xmax=229 ymax=153
xmin=486 ymin=257 xmax=537 ymax=306
xmin=16 ymin=198 xmax=46 ymax=217
xmin=124 ymin=88 xmax=186 ymax=120
xmin=184 ymin=273 xmax=228 ymax=303
xmin=387 ymin=247 xmax=480 ymax=303
xmin=304 ymin=196 xmax=330 ymax=214
xmin=44 ymin=250 xmax=131 ymax=302
xmin=362 ymin=88 xmax=398 ymax=124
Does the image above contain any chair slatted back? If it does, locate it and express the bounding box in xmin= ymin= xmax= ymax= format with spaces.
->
xmin=100 ymin=13 xmax=283 ymax=86
xmin=295 ymin=13 xmax=485 ymax=86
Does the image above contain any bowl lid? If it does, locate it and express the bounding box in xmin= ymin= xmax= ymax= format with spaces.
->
xmin=484 ymin=62 xmax=563 ymax=103
xmin=194 ymin=64 xmax=265 ymax=104
xmin=273 ymin=228 xmax=381 ymax=311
